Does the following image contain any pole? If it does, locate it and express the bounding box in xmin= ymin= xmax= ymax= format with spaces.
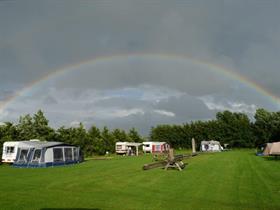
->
xmin=192 ymin=138 xmax=196 ymax=154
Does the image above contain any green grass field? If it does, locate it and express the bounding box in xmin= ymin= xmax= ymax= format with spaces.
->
xmin=0 ymin=150 xmax=279 ymax=210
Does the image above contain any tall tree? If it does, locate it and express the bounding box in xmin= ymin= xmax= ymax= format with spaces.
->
xmin=112 ymin=128 xmax=130 ymax=142
xmin=128 ymin=127 xmax=142 ymax=143
xmin=33 ymin=110 xmax=54 ymax=141
xmin=87 ymin=125 xmax=101 ymax=156
xmin=100 ymin=126 xmax=116 ymax=154
xmin=16 ymin=114 xmax=35 ymax=140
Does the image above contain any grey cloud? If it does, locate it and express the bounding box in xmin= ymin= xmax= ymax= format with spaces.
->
xmin=155 ymin=95 xmax=215 ymax=122
xmin=1 ymin=0 xmax=280 ymax=133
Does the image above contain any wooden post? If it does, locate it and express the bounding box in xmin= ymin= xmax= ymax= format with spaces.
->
xmin=136 ymin=146 xmax=139 ymax=156
xmin=168 ymin=148 xmax=174 ymax=161
xmin=192 ymin=138 xmax=196 ymax=154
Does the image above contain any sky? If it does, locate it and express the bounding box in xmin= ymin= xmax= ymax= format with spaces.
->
xmin=1 ymin=0 xmax=280 ymax=134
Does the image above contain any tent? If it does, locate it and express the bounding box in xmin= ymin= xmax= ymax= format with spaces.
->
xmin=13 ymin=141 xmax=82 ymax=168
xmin=201 ymin=140 xmax=223 ymax=152
xmin=263 ymin=142 xmax=280 ymax=156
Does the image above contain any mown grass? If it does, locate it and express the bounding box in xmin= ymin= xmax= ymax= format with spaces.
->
xmin=0 ymin=150 xmax=279 ymax=210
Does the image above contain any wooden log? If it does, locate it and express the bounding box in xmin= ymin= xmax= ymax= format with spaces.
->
xmin=143 ymin=151 xmax=199 ymax=171
xmin=143 ymin=160 xmax=167 ymax=170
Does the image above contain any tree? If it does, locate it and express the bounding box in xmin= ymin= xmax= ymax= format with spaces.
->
xmin=16 ymin=114 xmax=35 ymax=140
xmin=112 ymin=128 xmax=130 ymax=142
xmin=87 ymin=125 xmax=101 ymax=156
xmin=33 ymin=110 xmax=54 ymax=141
xmin=128 ymin=127 xmax=142 ymax=143
xmin=253 ymin=108 xmax=280 ymax=146
xmin=216 ymin=111 xmax=255 ymax=147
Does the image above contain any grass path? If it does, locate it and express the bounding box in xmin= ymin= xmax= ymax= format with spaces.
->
xmin=0 ymin=150 xmax=279 ymax=210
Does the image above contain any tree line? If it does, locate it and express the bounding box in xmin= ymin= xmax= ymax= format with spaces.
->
xmin=1 ymin=108 xmax=280 ymax=157
xmin=0 ymin=110 xmax=143 ymax=157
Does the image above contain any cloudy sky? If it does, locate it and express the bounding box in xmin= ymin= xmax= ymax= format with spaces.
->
xmin=1 ymin=0 xmax=280 ymax=134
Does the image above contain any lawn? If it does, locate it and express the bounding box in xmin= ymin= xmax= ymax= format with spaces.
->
xmin=0 ymin=150 xmax=279 ymax=210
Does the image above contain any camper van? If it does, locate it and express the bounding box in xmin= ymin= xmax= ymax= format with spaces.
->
xmin=142 ymin=142 xmax=170 ymax=153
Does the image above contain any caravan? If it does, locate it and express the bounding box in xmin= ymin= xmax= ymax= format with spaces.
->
xmin=115 ymin=142 xmax=142 ymax=156
xmin=201 ymin=140 xmax=223 ymax=152
xmin=142 ymin=142 xmax=170 ymax=153
xmin=2 ymin=140 xmax=41 ymax=163
xmin=2 ymin=140 xmax=82 ymax=167
xmin=2 ymin=141 xmax=20 ymax=163
xmin=12 ymin=141 xmax=81 ymax=168
xmin=2 ymin=141 xmax=39 ymax=163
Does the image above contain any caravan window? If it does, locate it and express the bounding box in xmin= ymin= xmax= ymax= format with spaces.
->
xmin=32 ymin=149 xmax=41 ymax=163
xmin=53 ymin=148 xmax=63 ymax=162
xmin=155 ymin=145 xmax=161 ymax=151
xmin=19 ymin=149 xmax=29 ymax=162
xmin=6 ymin=146 xmax=15 ymax=154
xmin=116 ymin=145 xmax=122 ymax=150
xmin=64 ymin=148 xmax=73 ymax=161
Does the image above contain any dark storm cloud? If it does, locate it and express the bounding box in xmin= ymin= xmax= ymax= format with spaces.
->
xmin=1 ymin=0 xmax=280 ymax=131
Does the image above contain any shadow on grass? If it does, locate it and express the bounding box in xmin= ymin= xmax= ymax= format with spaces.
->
xmin=41 ymin=208 xmax=100 ymax=210
xmin=262 ymin=156 xmax=280 ymax=161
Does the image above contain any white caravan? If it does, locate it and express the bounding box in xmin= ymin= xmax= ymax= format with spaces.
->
xmin=115 ymin=142 xmax=128 ymax=155
xmin=142 ymin=142 xmax=170 ymax=153
xmin=115 ymin=142 xmax=142 ymax=156
xmin=201 ymin=140 xmax=223 ymax=152
xmin=2 ymin=141 xmax=19 ymax=163
xmin=2 ymin=140 xmax=40 ymax=163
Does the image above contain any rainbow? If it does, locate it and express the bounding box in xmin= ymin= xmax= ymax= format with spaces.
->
xmin=1 ymin=53 xmax=280 ymax=113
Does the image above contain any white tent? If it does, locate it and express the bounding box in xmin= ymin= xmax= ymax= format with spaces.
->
xmin=263 ymin=142 xmax=280 ymax=156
